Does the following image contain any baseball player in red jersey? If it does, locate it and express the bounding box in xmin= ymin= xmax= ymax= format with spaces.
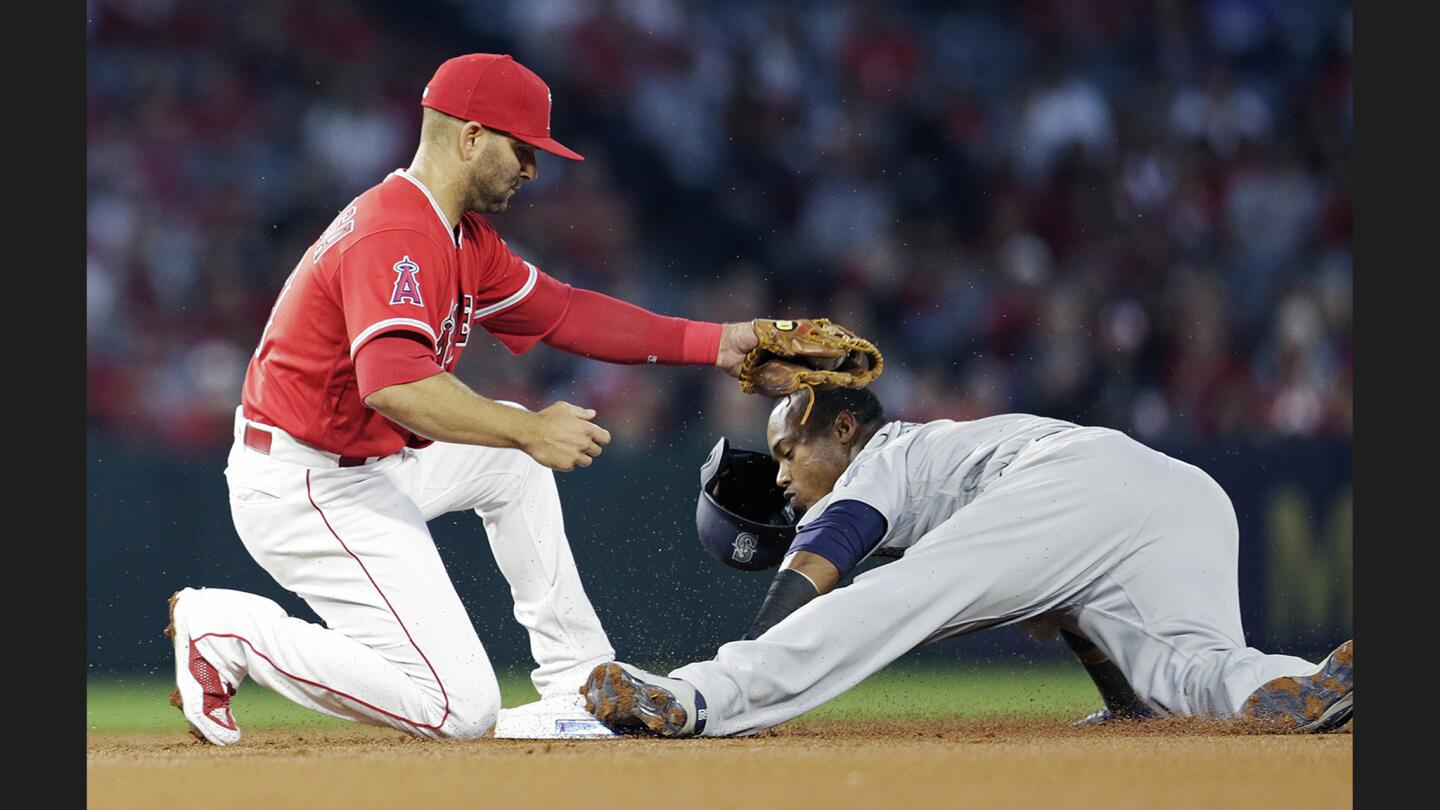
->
xmin=163 ymin=53 xmax=763 ymax=743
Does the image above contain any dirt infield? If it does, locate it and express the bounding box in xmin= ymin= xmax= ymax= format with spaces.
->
xmin=87 ymin=718 xmax=1351 ymax=810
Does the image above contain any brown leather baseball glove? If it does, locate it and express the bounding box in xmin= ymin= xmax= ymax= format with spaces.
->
xmin=736 ymin=318 xmax=884 ymax=398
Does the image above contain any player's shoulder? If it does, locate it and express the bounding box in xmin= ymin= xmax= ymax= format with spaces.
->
xmin=901 ymin=414 xmax=1084 ymax=462
xmin=330 ymin=227 xmax=452 ymax=273
xmin=856 ymin=417 xmax=992 ymax=462
xmin=862 ymin=420 xmax=927 ymax=453
xmin=460 ymin=211 xmax=498 ymax=235
xmin=915 ymin=413 xmax=1073 ymax=436
xmin=459 ymin=211 xmax=505 ymax=251
xmin=835 ymin=421 xmax=919 ymax=483
xmin=348 ymin=173 xmax=446 ymax=234
xmin=326 ymin=179 xmax=452 ymax=259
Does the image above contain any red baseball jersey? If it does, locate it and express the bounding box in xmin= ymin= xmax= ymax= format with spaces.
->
xmin=242 ymin=169 xmax=567 ymax=457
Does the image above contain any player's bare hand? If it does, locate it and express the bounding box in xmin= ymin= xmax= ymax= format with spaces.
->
xmin=715 ymin=321 xmax=760 ymax=377
xmin=524 ymin=401 xmax=611 ymax=471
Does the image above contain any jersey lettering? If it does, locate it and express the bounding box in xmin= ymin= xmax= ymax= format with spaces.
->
xmin=435 ymin=300 xmax=460 ymax=368
xmin=390 ymin=256 xmax=424 ymax=306
xmin=254 ymin=265 xmax=301 ymax=359
xmin=313 ymin=205 xmax=357 ymax=263
xmin=457 ymin=294 xmax=474 ymax=348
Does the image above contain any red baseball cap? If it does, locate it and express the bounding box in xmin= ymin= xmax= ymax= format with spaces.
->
xmin=421 ymin=53 xmax=584 ymax=161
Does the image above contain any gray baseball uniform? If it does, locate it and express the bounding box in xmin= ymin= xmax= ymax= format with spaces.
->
xmin=669 ymin=415 xmax=1318 ymax=736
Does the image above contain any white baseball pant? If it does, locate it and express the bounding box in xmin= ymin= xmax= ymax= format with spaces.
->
xmin=178 ymin=407 xmax=614 ymax=739
xmin=671 ymin=428 xmax=1319 ymax=736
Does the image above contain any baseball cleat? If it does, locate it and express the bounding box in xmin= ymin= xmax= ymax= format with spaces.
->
xmin=1241 ymin=639 xmax=1353 ymax=733
xmin=581 ymin=662 xmax=707 ymax=738
xmin=492 ymin=692 xmax=618 ymax=739
xmin=164 ymin=588 xmax=241 ymax=745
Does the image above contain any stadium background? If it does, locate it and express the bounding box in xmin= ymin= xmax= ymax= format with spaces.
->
xmin=86 ymin=0 xmax=1351 ymax=678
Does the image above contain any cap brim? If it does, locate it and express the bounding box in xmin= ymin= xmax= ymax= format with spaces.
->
xmin=513 ymin=133 xmax=585 ymax=161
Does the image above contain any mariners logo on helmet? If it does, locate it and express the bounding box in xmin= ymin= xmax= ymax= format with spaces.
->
xmin=697 ymin=437 xmax=797 ymax=571
xmin=732 ymin=532 xmax=759 ymax=563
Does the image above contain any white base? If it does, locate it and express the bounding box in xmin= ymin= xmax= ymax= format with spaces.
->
xmin=492 ymin=696 xmax=618 ymax=739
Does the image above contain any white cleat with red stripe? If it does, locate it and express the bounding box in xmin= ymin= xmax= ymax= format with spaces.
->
xmin=164 ymin=588 xmax=242 ymax=745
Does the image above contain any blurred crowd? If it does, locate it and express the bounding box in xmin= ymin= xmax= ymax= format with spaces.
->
xmin=87 ymin=0 xmax=1352 ymax=455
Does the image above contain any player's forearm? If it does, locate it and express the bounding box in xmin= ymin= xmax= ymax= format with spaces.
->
xmin=781 ymin=551 xmax=841 ymax=593
xmin=739 ymin=552 xmax=838 ymax=640
xmin=1059 ymin=629 xmax=1154 ymax=719
xmin=541 ymin=287 xmax=724 ymax=364
xmin=737 ymin=503 xmax=883 ymax=640
xmin=364 ymin=372 xmax=534 ymax=448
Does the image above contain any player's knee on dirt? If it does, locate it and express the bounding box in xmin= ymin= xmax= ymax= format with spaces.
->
xmin=436 ymin=680 xmax=503 ymax=739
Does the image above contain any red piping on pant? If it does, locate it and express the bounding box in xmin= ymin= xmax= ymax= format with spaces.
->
xmin=241 ymin=468 xmax=454 ymax=731
xmin=193 ymin=631 xmax=447 ymax=732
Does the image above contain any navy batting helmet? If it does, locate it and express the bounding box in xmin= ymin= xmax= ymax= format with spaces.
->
xmin=696 ymin=437 xmax=798 ymax=572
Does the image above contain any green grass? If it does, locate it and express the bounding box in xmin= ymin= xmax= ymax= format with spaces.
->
xmin=87 ymin=665 xmax=1100 ymax=733
xmin=790 ymin=665 xmax=1101 ymax=723
xmin=86 ymin=672 xmax=541 ymax=733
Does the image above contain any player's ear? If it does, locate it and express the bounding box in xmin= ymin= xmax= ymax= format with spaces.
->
xmin=458 ymin=122 xmax=486 ymax=160
xmin=833 ymin=410 xmax=857 ymax=444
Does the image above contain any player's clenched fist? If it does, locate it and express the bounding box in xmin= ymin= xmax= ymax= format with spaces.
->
xmin=714 ymin=321 xmax=762 ymax=378
xmin=523 ymin=401 xmax=612 ymax=471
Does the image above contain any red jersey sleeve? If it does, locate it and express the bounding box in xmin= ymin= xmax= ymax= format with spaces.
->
xmin=353 ymin=333 xmax=444 ymax=399
xmin=457 ymin=215 xmax=721 ymax=362
xmin=462 ymin=214 xmax=573 ymax=354
xmin=479 ymin=270 xmax=576 ymax=354
xmin=336 ymin=230 xmax=456 ymax=359
xmin=542 ymin=288 xmax=723 ymax=365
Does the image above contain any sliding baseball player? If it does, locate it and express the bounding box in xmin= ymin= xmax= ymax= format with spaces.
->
xmin=583 ymin=387 xmax=1354 ymax=736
